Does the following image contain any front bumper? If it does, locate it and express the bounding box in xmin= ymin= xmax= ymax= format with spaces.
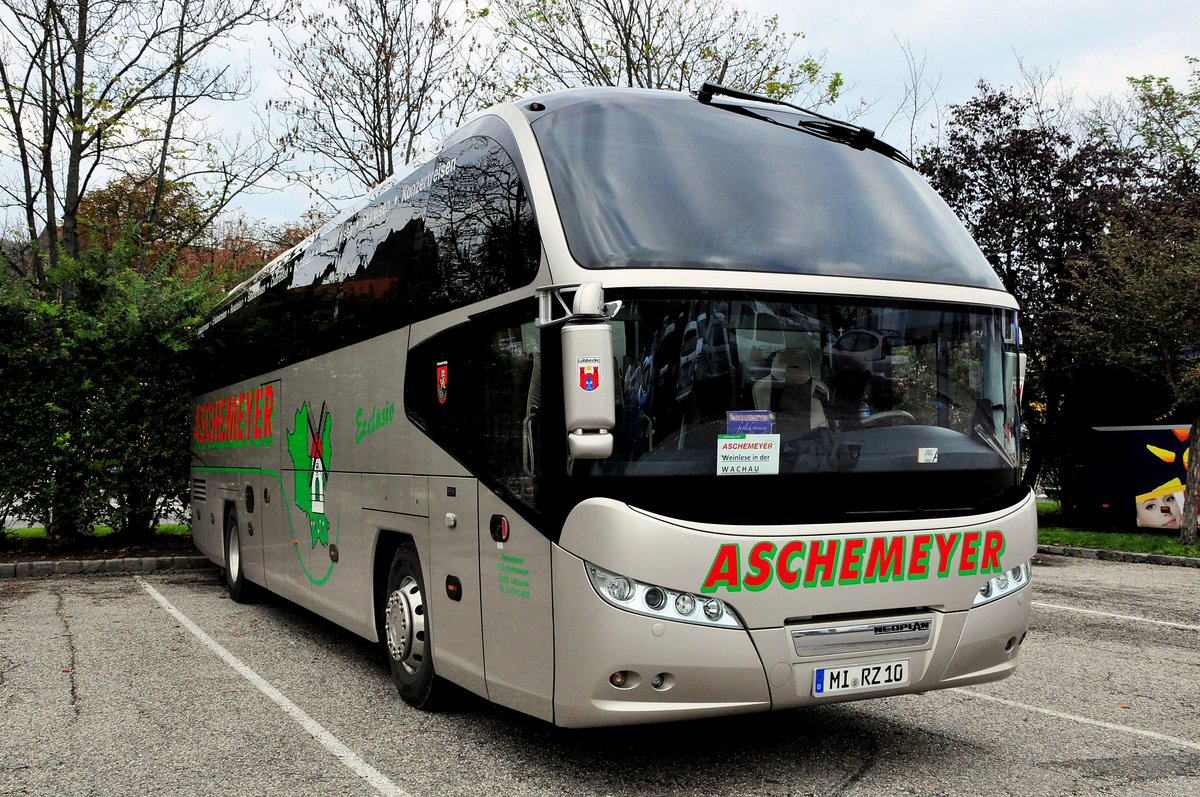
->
xmin=551 ymin=546 xmax=1031 ymax=727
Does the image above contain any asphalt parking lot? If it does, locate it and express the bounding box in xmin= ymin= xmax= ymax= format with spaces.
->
xmin=1 ymin=554 xmax=1197 ymax=797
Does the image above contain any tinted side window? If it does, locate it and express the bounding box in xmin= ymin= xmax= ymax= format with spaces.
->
xmin=423 ymin=136 xmax=540 ymax=316
xmin=406 ymin=303 xmax=543 ymax=518
xmin=195 ymin=162 xmax=439 ymax=389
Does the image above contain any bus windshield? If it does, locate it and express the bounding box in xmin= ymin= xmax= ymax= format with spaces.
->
xmin=565 ymin=292 xmax=1022 ymax=524
xmin=531 ymin=92 xmax=1004 ymax=291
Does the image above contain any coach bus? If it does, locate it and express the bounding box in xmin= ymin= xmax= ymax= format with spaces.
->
xmin=190 ymin=84 xmax=1034 ymax=727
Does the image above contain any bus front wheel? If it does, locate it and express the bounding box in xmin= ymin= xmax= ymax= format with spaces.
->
xmin=384 ymin=545 xmax=439 ymax=708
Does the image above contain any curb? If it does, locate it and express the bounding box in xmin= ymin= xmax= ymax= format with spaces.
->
xmin=0 ymin=555 xmax=214 ymax=580
xmin=1037 ymin=545 xmax=1200 ymax=568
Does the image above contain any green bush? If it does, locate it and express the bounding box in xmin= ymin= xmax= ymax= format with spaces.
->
xmin=0 ymin=234 xmax=221 ymax=547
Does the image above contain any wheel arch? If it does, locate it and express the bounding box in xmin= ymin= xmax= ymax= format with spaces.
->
xmin=221 ymin=500 xmax=238 ymax=562
xmin=373 ymin=529 xmax=416 ymax=644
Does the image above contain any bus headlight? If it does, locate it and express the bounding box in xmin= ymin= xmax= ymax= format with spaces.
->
xmin=586 ymin=562 xmax=743 ymax=628
xmin=973 ymin=561 xmax=1032 ymax=607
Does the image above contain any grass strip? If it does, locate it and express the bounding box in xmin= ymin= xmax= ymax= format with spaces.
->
xmin=2 ymin=524 xmax=190 ymax=540
xmin=1038 ymin=527 xmax=1200 ymax=558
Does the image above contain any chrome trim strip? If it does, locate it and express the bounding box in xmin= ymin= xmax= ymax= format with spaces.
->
xmin=791 ymin=616 xmax=934 ymax=657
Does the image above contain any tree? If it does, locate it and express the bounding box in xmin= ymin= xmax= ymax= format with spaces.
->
xmin=1126 ymin=56 xmax=1200 ymax=177
xmin=0 ymin=0 xmax=289 ymax=540
xmin=488 ymin=0 xmax=842 ymax=104
xmin=918 ymin=80 xmax=1137 ymax=497
xmin=0 ymin=0 xmax=284 ymax=286
xmin=1068 ymin=58 xmax=1200 ymax=544
xmin=76 ymin=175 xmax=210 ymax=266
xmin=271 ymin=0 xmax=504 ymax=198
xmin=880 ymin=36 xmax=941 ymax=162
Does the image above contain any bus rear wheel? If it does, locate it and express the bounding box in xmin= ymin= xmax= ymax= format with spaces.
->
xmin=384 ymin=545 xmax=439 ymax=708
xmin=224 ymin=508 xmax=256 ymax=604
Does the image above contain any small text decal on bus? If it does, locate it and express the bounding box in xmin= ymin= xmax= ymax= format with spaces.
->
xmin=700 ymin=530 xmax=1007 ymax=593
xmin=193 ymin=384 xmax=276 ymax=449
xmin=577 ymin=356 xmax=601 ymax=392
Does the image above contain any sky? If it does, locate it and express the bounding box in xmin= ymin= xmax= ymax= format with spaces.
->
xmin=755 ymin=0 xmax=1197 ymax=137
xmin=230 ymin=0 xmax=1199 ymax=225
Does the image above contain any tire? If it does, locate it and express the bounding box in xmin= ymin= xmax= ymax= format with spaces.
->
xmin=224 ymin=508 xmax=256 ymax=604
xmin=383 ymin=544 xmax=440 ymax=709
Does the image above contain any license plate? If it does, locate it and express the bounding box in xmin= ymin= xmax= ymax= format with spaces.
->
xmin=812 ymin=659 xmax=909 ymax=697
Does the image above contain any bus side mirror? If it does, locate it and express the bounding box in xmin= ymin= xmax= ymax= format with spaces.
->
xmin=562 ymin=284 xmax=615 ymax=459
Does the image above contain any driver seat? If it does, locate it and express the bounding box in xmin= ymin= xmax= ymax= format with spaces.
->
xmin=753 ymin=349 xmax=829 ymax=429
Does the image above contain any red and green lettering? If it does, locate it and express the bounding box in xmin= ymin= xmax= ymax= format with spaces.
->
xmin=864 ymin=536 xmax=905 ymax=583
xmin=776 ymin=540 xmax=805 ymax=589
xmin=908 ymin=534 xmax=932 ymax=580
xmin=839 ymin=537 xmax=866 ymax=585
xmin=193 ymin=384 xmax=277 ymax=450
xmin=701 ymin=544 xmax=741 ymax=593
xmin=958 ymin=531 xmax=982 ymax=575
xmin=935 ymin=532 xmax=960 ymax=578
xmin=979 ymin=530 xmax=1006 ymax=573
xmin=696 ymin=530 xmax=1009 ymax=593
xmin=804 ymin=539 xmax=839 ymax=587
xmin=743 ymin=542 xmax=776 ymax=591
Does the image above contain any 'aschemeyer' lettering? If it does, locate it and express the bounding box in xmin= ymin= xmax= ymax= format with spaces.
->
xmin=193 ymin=385 xmax=276 ymax=449
xmin=700 ymin=530 xmax=1006 ymax=593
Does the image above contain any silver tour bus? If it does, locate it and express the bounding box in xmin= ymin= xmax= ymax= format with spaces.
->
xmin=190 ymin=84 xmax=1034 ymax=727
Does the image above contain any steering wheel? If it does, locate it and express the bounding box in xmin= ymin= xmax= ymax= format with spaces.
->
xmin=859 ymin=410 xmax=916 ymax=428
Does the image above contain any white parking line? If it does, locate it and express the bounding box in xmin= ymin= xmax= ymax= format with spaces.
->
xmin=958 ymin=689 xmax=1200 ymax=752
xmin=1033 ymin=601 xmax=1200 ymax=632
xmin=137 ymin=577 xmax=411 ymax=797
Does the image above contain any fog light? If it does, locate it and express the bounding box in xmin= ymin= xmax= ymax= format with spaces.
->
xmin=610 ymin=671 xmax=626 ymax=687
xmin=674 ymin=593 xmax=696 ymax=616
xmin=703 ymin=598 xmax=724 ymax=621
xmin=644 ymin=587 xmax=666 ymax=610
xmin=651 ymin=673 xmax=665 ymax=689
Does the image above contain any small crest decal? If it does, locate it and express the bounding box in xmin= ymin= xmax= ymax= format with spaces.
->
xmin=577 ymin=356 xmax=601 ymax=392
xmin=436 ymin=362 xmax=449 ymax=404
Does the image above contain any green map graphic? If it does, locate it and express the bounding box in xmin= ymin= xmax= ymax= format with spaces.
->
xmin=287 ymin=402 xmax=332 ymax=548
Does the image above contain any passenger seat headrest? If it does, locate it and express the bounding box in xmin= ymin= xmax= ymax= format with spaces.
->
xmin=771 ymin=349 xmax=812 ymax=383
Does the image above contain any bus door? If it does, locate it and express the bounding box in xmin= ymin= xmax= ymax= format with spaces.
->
xmin=478 ymin=489 xmax=554 ymax=723
xmin=427 ymin=476 xmax=486 ymax=697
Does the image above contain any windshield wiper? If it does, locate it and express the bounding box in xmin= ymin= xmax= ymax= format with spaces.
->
xmin=695 ymin=81 xmax=914 ymax=168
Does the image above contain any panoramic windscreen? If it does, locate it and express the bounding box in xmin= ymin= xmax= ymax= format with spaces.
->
xmin=563 ymin=292 xmax=1022 ymax=523
xmin=531 ymin=92 xmax=1004 ymax=290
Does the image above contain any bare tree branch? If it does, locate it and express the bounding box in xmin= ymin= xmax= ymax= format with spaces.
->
xmin=0 ymin=0 xmax=283 ymax=282
xmin=487 ymin=0 xmax=842 ymax=106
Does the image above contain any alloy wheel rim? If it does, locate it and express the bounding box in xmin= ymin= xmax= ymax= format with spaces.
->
xmin=385 ymin=576 xmax=425 ymax=674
